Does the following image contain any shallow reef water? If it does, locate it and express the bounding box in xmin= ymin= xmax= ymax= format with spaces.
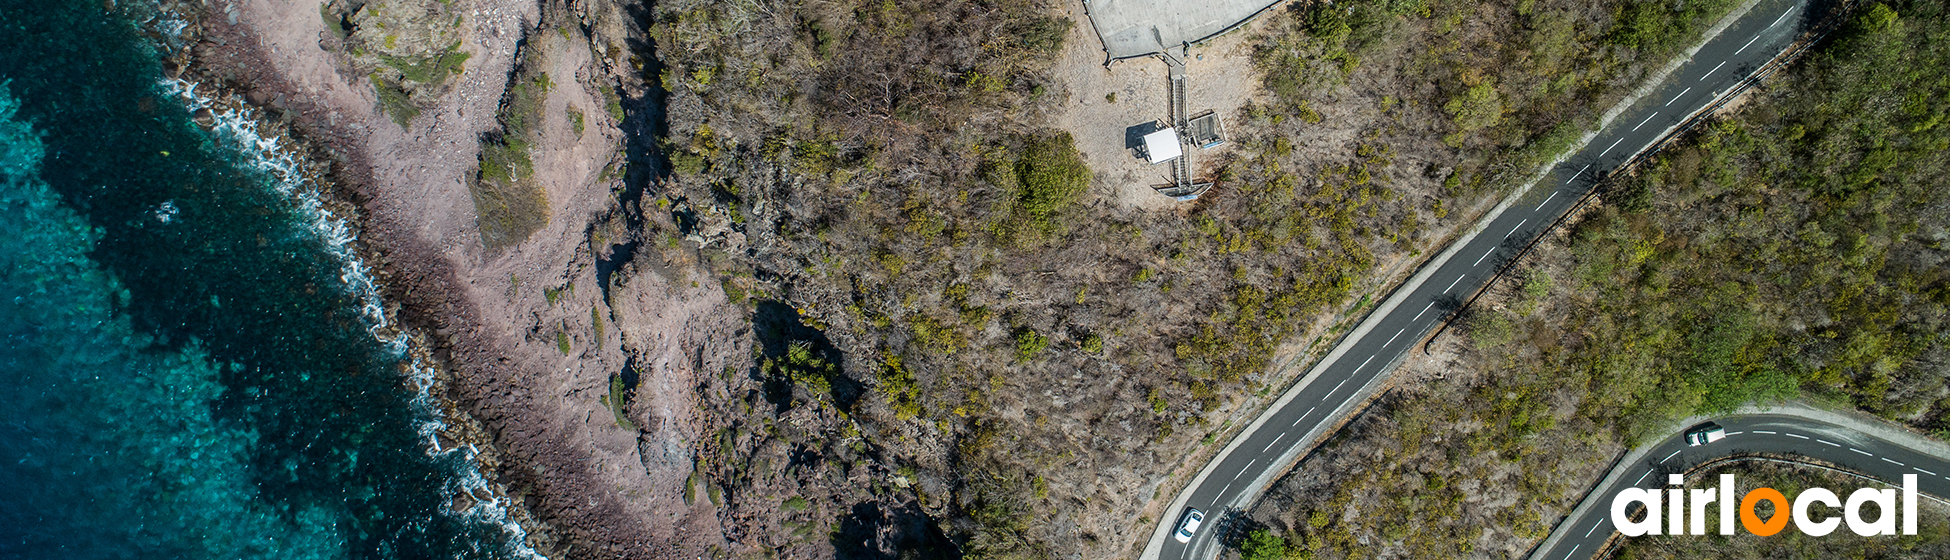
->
xmin=0 ymin=1 xmax=534 ymax=558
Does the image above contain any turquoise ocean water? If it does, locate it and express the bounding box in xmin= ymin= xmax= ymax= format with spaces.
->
xmin=0 ymin=1 xmax=534 ymax=558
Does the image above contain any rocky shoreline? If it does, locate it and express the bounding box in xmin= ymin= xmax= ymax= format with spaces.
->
xmin=164 ymin=0 xmax=752 ymax=557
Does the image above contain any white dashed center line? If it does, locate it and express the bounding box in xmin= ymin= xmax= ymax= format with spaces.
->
xmin=1817 ymin=439 xmax=1841 ymax=447
xmin=1785 ymin=433 xmax=1808 ymax=440
xmin=1918 ymin=467 xmax=1939 ymax=476
xmin=1884 ymin=457 xmax=1906 ymax=467
xmin=1264 ymin=433 xmax=1285 ymax=452
xmin=1635 ymin=470 xmax=1652 ymax=485
xmin=1771 ymin=6 xmax=1796 ymax=28
xmin=1385 ymin=328 xmax=1406 ymax=346
xmin=1413 ymin=301 xmax=1436 ymax=321
xmin=1661 ymin=449 xmax=1682 ymax=463
xmin=1598 ymin=138 xmax=1625 ymax=157
xmin=1506 ymin=219 xmax=1528 ymax=240
xmin=1563 ymin=545 xmax=1579 ymax=559
xmin=1473 ymin=246 xmax=1498 ymax=266
xmin=1701 ymin=60 xmax=1727 ymax=81
xmin=1563 ymin=164 xmax=1591 ymax=185
xmin=1633 ymin=112 xmax=1658 ymax=131
xmin=1852 ymin=448 xmax=1874 ymax=457
xmin=1536 ymin=191 xmax=1558 ymax=211
xmin=1755 ymin=430 xmax=1777 ymax=434
xmin=1735 ymin=34 xmax=1761 ymax=55
xmin=1667 ymin=87 xmax=1692 ymax=106
xmin=1585 ymin=522 xmax=1602 ymax=538
xmin=1445 ymin=275 xmax=1466 ymax=293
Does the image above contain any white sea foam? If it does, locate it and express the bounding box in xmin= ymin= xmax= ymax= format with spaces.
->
xmin=157 ymin=79 xmax=547 ymax=560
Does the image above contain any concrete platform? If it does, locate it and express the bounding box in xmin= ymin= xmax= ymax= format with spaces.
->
xmin=1083 ymin=0 xmax=1281 ymax=60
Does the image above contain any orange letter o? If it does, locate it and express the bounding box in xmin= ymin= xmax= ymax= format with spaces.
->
xmin=1741 ymin=488 xmax=1791 ymax=536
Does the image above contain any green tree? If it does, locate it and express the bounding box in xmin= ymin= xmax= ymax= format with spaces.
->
xmin=997 ymin=133 xmax=1091 ymax=246
xmin=1444 ymin=81 xmax=1504 ymax=132
xmin=1240 ymin=529 xmax=1288 ymax=560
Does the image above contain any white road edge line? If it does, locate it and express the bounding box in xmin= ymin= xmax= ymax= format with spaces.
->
xmin=1852 ymin=448 xmax=1874 ymax=457
xmin=1632 ymin=112 xmax=1658 ymax=131
xmin=1785 ymin=433 xmax=1808 ymax=439
xmin=1701 ymin=60 xmax=1727 ymax=81
xmin=1817 ymin=439 xmax=1841 ymax=447
xmin=1536 ymin=191 xmax=1558 ymax=211
xmin=1413 ymin=301 xmax=1436 ymax=321
xmin=1735 ymin=34 xmax=1761 ymax=55
xmin=1661 ymin=449 xmax=1682 ymax=463
xmin=1667 ymin=87 xmax=1692 ymax=106
xmin=1473 ymin=247 xmax=1497 ymax=266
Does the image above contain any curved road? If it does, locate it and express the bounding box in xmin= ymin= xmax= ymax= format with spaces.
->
xmin=1533 ymin=411 xmax=1950 ymax=560
xmin=1145 ymin=0 xmax=1816 ymax=557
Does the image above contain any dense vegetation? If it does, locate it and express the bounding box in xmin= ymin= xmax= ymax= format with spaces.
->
xmin=629 ymin=0 xmax=1866 ymax=554
xmin=1249 ymin=1 xmax=1950 ymax=558
xmin=1256 ymin=0 xmax=1741 ymax=194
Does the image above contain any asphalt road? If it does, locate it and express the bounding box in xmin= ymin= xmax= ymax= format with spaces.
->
xmin=1533 ymin=414 xmax=1950 ymax=560
xmin=1152 ymin=0 xmax=1815 ymax=556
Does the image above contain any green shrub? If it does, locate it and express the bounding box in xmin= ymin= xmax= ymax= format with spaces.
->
xmin=379 ymin=45 xmax=470 ymax=84
xmin=782 ymin=496 xmax=809 ymax=512
xmin=373 ymin=78 xmax=419 ymax=127
xmin=606 ymin=373 xmax=636 ymax=430
xmin=877 ymin=354 xmax=924 ymax=420
xmin=471 ymin=69 xmax=552 ymax=249
xmin=683 ymin=470 xmax=698 ymax=505
xmin=766 ymin=341 xmax=839 ymax=395
xmin=591 ymin=306 xmax=605 ymax=340
xmin=1014 ymin=328 xmax=1049 ymax=361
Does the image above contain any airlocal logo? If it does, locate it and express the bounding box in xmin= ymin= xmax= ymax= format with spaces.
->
xmin=1612 ymin=474 xmax=1919 ymax=536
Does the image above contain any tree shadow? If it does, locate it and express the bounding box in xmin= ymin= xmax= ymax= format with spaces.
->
xmin=753 ymin=300 xmax=862 ymax=412
xmin=831 ymin=501 xmax=958 ymax=560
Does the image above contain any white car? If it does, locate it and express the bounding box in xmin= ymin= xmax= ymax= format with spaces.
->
xmin=1685 ymin=423 xmax=1726 ymax=446
xmin=1174 ymin=508 xmax=1205 ymax=543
